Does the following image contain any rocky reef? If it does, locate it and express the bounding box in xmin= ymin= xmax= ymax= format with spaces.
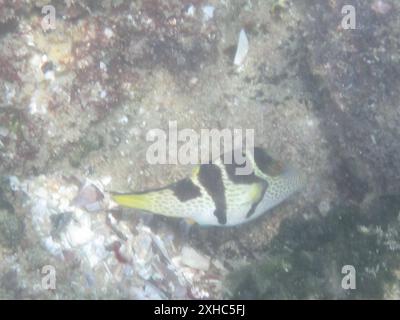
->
xmin=227 ymin=195 xmax=400 ymax=299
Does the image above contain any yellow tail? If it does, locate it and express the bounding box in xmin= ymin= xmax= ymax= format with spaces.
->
xmin=111 ymin=187 xmax=183 ymax=218
xmin=111 ymin=193 xmax=153 ymax=211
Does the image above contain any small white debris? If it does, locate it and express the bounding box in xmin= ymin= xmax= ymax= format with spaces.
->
xmin=186 ymin=5 xmax=195 ymax=16
xmin=44 ymin=70 xmax=55 ymax=81
xmin=34 ymin=187 xmax=48 ymax=199
xmin=25 ymin=34 xmax=35 ymax=47
xmin=100 ymin=90 xmax=107 ymax=98
xmin=234 ymin=29 xmax=249 ymax=67
xmin=118 ymin=115 xmax=129 ymax=124
xmin=99 ymin=61 xmax=107 ymax=72
xmin=43 ymin=236 xmax=63 ymax=257
xmin=104 ymin=27 xmax=114 ymax=39
xmin=29 ymin=91 xmax=47 ymax=115
xmin=306 ymin=119 xmax=314 ymax=127
xmin=202 ymin=5 xmax=215 ymax=21
xmin=190 ymin=77 xmax=198 ymax=85
xmin=65 ymin=218 xmax=94 ymax=247
xmin=5 ymin=83 xmax=16 ymax=103
xmin=8 ymin=176 xmax=20 ymax=191
xmin=358 ymin=225 xmax=370 ymax=234
xmin=180 ymin=246 xmax=210 ymax=271
xmin=318 ymin=199 xmax=331 ymax=217
xmin=100 ymin=176 xmax=112 ymax=187
xmin=0 ymin=126 xmax=9 ymax=137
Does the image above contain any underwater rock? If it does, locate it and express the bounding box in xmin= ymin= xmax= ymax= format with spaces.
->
xmin=68 ymin=135 xmax=104 ymax=168
xmin=226 ymin=195 xmax=400 ymax=299
xmin=294 ymin=0 xmax=400 ymax=200
xmin=0 ymin=201 xmax=24 ymax=250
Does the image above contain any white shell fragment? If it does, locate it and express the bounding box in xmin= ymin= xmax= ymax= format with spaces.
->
xmin=13 ymin=173 xmax=226 ymax=299
xmin=180 ymin=246 xmax=211 ymax=271
xmin=186 ymin=5 xmax=195 ymax=17
xmin=72 ymin=181 xmax=104 ymax=212
xmin=202 ymin=5 xmax=215 ymax=22
xmin=234 ymin=29 xmax=249 ymax=67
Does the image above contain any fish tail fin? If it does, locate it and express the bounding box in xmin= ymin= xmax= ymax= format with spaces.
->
xmin=111 ymin=192 xmax=155 ymax=212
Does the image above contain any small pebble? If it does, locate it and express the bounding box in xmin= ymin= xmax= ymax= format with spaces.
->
xmin=104 ymin=27 xmax=114 ymax=39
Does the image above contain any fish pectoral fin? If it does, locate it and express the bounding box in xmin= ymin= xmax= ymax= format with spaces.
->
xmin=191 ymin=165 xmax=201 ymax=178
xmin=248 ymin=182 xmax=268 ymax=204
xmin=185 ymin=218 xmax=197 ymax=225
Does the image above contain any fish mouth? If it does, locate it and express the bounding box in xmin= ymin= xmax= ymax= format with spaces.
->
xmin=281 ymin=166 xmax=306 ymax=193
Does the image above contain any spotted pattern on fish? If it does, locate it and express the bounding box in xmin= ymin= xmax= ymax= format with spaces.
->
xmin=111 ymin=147 xmax=305 ymax=227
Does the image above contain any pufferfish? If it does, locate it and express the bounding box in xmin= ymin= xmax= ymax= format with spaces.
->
xmin=111 ymin=147 xmax=304 ymax=227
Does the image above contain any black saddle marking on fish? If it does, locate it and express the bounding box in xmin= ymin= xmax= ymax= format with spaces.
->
xmin=198 ymin=163 xmax=227 ymax=225
xmin=253 ymin=147 xmax=284 ymax=177
xmin=246 ymin=180 xmax=269 ymax=219
xmin=222 ymin=149 xmax=260 ymax=184
xmin=169 ymin=178 xmax=201 ymax=202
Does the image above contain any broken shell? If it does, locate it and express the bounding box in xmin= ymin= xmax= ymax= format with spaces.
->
xmin=202 ymin=5 xmax=215 ymax=22
xmin=63 ymin=214 xmax=94 ymax=247
xmin=72 ymin=181 xmax=104 ymax=212
xmin=234 ymin=29 xmax=249 ymax=66
xmin=180 ymin=246 xmax=210 ymax=271
xmin=133 ymin=230 xmax=154 ymax=280
xmin=13 ymin=173 xmax=225 ymax=298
